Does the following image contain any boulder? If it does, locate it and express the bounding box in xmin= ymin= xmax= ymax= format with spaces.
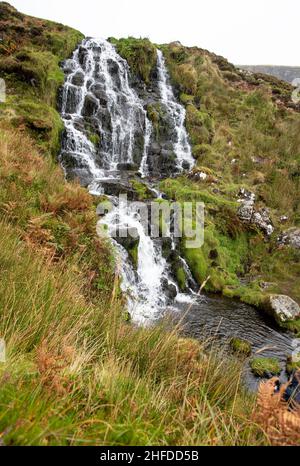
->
xmin=95 ymin=180 xmax=138 ymax=201
xmin=264 ymin=294 xmax=300 ymax=323
xmin=82 ymin=94 xmax=99 ymax=117
xmin=71 ymin=71 xmax=85 ymax=87
xmin=278 ymin=228 xmax=300 ymax=249
xmin=252 ymin=209 xmax=274 ymax=236
xmin=237 ymin=200 xmax=255 ymax=223
xmin=114 ymin=227 xmax=140 ymax=268
xmin=63 ymin=59 xmax=77 ymax=74
xmin=161 ymin=279 xmax=177 ymax=300
xmin=238 ymin=188 xmax=256 ymax=202
xmin=237 ymin=190 xmax=273 ymax=236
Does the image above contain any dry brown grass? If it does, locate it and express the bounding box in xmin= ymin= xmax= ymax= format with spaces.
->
xmin=253 ymin=374 xmax=300 ymax=446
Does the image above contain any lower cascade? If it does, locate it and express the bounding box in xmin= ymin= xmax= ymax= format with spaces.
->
xmin=60 ymin=38 xmax=195 ymax=324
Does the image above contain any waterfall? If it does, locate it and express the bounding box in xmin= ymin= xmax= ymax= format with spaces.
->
xmin=100 ymin=201 xmax=171 ymax=324
xmin=60 ymin=39 xmax=195 ymax=324
xmin=156 ymin=50 xmax=195 ymax=171
xmin=60 ymin=38 xmax=152 ymax=180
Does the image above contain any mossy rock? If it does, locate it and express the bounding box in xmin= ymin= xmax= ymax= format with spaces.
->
xmin=180 ymin=93 xmax=194 ymax=105
xmin=286 ymin=356 xmax=300 ymax=375
xmin=176 ymin=267 xmax=187 ymax=292
xmin=230 ymin=337 xmax=252 ymax=356
xmin=250 ymin=357 xmax=281 ymax=378
xmin=130 ymin=179 xmax=153 ymax=201
xmin=112 ymin=37 xmax=157 ymax=83
xmin=88 ymin=132 xmax=101 ymax=147
xmin=128 ymin=242 xmax=139 ymax=269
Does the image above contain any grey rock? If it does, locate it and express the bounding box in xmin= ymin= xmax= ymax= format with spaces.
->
xmin=278 ymin=228 xmax=300 ymax=249
xmin=237 ymin=201 xmax=255 ymax=223
xmin=252 ymin=209 xmax=274 ymax=236
xmin=95 ymin=180 xmax=137 ymax=201
xmin=265 ymin=295 xmax=300 ymax=323
xmin=237 ymin=191 xmax=273 ymax=236
xmin=71 ymin=71 xmax=85 ymax=87
xmin=82 ymin=94 xmax=99 ymax=117
xmin=238 ymin=188 xmax=256 ymax=203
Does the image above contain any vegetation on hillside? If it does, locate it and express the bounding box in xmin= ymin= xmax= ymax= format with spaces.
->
xmin=109 ymin=37 xmax=157 ymax=83
xmin=159 ymin=42 xmax=300 ymax=332
xmin=111 ymin=38 xmax=300 ymax=334
xmin=0 ymin=1 xmax=83 ymax=153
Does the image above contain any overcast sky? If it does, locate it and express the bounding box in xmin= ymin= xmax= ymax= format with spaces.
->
xmin=9 ymin=0 xmax=299 ymax=65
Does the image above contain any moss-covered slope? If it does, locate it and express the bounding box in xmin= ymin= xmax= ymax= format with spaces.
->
xmin=114 ymin=38 xmax=300 ymax=333
xmin=0 ymin=2 xmax=83 ymax=153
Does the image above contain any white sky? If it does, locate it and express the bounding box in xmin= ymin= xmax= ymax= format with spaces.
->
xmin=8 ymin=0 xmax=299 ymax=65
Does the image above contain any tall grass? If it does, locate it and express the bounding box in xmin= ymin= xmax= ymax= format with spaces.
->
xmin=0 ymin=218 xmax=267 ymax=445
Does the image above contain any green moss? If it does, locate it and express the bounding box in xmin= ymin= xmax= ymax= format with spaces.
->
xmin=286 ymin=356 xmax=300 ymax=375
xmin=131 ymin=179 xmax=153 ymax=201
xmin=88 ymin=133 xmax=101 ymax=147
xmin=176 ymin=267 xmax=187 ymax=292
xmin=230 ymin=338 xmax=252 ymax=356
xmin=183 ymin=246 xmax=208 ymax=287
xmin=9 ymin=98 xmax=64 ymax=154
xmin=186 ymin=106 xmax=215 ymax=145
xmin=180 ymin=93 xmax=194 ymax=105
xmin=225 ymin=284 xmax=265 ymax=308
xmin=128 ymin=242 xmax=139 ymax=269
xmin=250 ymin=357 xmax=281 ymax=377
xmin=0 ymin=13 xmax=84 ymax=158
xmin=112 ymin=37 xmax=157 ymax=83
xmin=282 ymin=319 xmax=300 ymax=337
xmin=160 ymin=177 xmax=237 ymax=208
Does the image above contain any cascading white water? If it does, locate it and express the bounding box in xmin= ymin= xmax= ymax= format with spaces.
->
xmin=61 ymin=38 xmax=152 ymax=177
xmin=156 ymin=50 xmax=195 ymax=171
xmin=139 ymin=117 xmax=152 ymax=178
xmin=100 ymin=201 xmax=170 ymax=325
xmin=60 ymin=39 xmax=182 ymax=324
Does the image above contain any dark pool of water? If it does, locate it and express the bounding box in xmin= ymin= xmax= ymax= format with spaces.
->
xmin=169 ymin=294 xmax=295 ymax=391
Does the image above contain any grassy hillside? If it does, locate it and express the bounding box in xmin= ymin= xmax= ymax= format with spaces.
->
xmin=160 ymin=43 xmax=300 ymax=329
xmin=0 ymin=3 xmax=299 ymax=446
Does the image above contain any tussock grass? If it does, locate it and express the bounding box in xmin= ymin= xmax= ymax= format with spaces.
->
xmin=0 ymin=220 xmax=267 ymax=446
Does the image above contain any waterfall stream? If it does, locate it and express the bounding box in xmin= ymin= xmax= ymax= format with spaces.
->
xmin=60 ymin=38 xmax=294 ymax=385
xmin=156 ymin=50 xmax=195 ymax=171
xmin=60 ymin=38 xmax=193 ymax=324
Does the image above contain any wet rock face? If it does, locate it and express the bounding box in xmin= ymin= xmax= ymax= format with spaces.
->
xmin=60 ymin=39 xmax=193 ymax=182
xmin=265 ymin=294 xmax=300 ymax=323
xmin=129 ymin=71 xmax=186 ymax=177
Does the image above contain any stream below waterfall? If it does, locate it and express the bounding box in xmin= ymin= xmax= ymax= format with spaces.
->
xmin=59 ymin=37 xmax=295 ymax=390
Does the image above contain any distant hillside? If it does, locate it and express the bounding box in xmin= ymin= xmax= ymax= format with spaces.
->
xmin=239 ymin=65 xmax=300 ymax=84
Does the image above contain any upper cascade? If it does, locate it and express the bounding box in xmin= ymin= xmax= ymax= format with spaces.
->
xmin=60 ymin=38 xmax=194 ymax=185
xmin=60 ymin=38 xmax=152 ymax=185
xmin=156 ymin=49 xmax=195 ymax=171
